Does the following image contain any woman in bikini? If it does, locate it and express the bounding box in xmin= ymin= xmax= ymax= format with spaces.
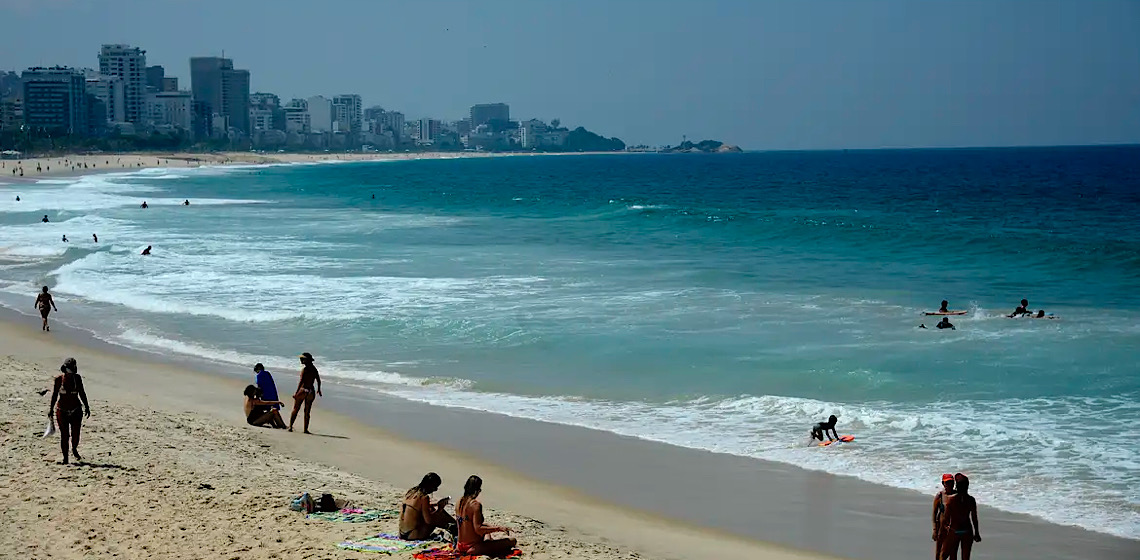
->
xmin=289 ymin=352 xmax=322 ymax=433
xmin=243 ymin=385 xmax=286 ymax=428
xmin=48 ymin=358 xmax=90 ymax=464
xmin=940 ymin=473 xmax=981 ymax=560
xmin=932 ymin=474 xmax=956 ymax=560
xmin=34 ymin=286 xmax=58 ymax=331
xmin=397 ymin=472 xmax=456 ymax=540
xmin=455 ymin=475 xmax=516 ymax=557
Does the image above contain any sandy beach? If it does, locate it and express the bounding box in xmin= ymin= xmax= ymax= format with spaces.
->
xmin=0 ymin=314 xmax=836 ymax=560
xmin=0 ymin=150 xmax=523 ymax=181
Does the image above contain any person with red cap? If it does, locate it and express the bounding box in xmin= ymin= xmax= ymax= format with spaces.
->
xmin=941 ymin=473 xmax=981 ymax=560
xmin=932 ymin=473 xmax=956 ymax=559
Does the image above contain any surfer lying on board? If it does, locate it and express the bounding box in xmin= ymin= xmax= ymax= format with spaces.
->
xmin=1008 ymin=299 xmax=1030 ymax=318
xmin=810 ymin=415 xmax=839 ymax=442
xmin=936 ymin=317 xmax=955 ymax=330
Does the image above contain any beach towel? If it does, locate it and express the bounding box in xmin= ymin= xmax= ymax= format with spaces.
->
xmin=338 ymin=533 xmax=437 ymax=554
xmin=413 ymin=545 xmax=522 ymax=560
xmin=306 ymin=508 xmax=398 ymax=523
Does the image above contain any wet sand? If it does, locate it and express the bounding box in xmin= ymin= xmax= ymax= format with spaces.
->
xmin=1 ymin=306 xmax=1137 ymax=559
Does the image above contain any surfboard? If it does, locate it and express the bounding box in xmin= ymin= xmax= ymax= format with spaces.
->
xmin=818 ymin=435 xmax=855 ymax=447
xmin=923 ymin=310 xmax=968 ymax=316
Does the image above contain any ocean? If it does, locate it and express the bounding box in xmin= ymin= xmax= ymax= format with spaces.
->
xmin=1 ymin=147 xmax=1137 ymax=539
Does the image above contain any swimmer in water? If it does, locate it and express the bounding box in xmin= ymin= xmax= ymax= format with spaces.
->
xmin=938 ymin=300 xmax=949 ymax=313
xmin=42 ymin=215 xmax=49 ymax=223
xmin=141 ymin=245 xmax=152 ymax=256
xmin=937 ymin=317 xmax=955 ymax=330
xmin=183 ymin=199 xmax=189 ymax=206
xmin=810 ymin=415 xmax=839 ymax=442
xmin=1008 ymin=299 xmax=1030 ymax=318
xmin=92 ymin=233 xmax=98 ymax=243
xmin=140 ymin=201 xmax=148 ymax=209
xmin=62 ymin=235 xmax=68 ymax=243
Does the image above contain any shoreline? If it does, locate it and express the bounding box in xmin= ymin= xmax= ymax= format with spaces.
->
xmin=1 ymin=304 xmax=1137 ymax=560
xmin=0 ymin=150 xmax=622 ymax=183
xmin=0 ymin=306 xmax=839 ymax=560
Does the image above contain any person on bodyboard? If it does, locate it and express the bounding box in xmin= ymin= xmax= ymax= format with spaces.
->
xmin=810 ymin=415 xmax=839 ymax=443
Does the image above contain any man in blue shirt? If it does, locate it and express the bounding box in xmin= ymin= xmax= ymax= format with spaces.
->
xmin=254 ymin=363 xmax=281 ymax=409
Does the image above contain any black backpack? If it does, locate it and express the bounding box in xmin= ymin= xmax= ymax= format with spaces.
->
xmin=318 ymin=493 xmax=337 ymax=512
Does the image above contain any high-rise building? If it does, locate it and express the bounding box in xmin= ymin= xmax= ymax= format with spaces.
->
xmin=377 ymin=110 xmax=404 ymax=141
xmin=190 ymin=56 xmax=251 ymax=135
xmin=21 ymin=67 xmax=88 ymax=135
xmin=161 ymin=77 xmax=178 ymax=92
xmin=146 ymin=90 xmax=192 ymax=131
xmin=470 ymin=103 xmax=509 ymax=127
xmin=99 ymin=44 xmax=147 ymax=125
xmin=306 ymin=95 xmax=333 ymax=133
xmin=283 ymin=98 xmax=310 ymax=133
xmin=145 ymin=65 xmax=165 ymax=92
xmin=418 ymin=118 xmax=441 ymax=143
xmin=332 ymin=94 xmax=362 ymax=134
xmin=84 ymin=70 xmax=126 ymax=124
xmin=250 ymin=92 xmax=280 ymax=109
xmin=0 ymin=98 xmax=23 ymax=132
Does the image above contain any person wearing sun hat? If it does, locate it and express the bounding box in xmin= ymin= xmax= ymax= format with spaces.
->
xmin=931 ymin=473 xmax=956 ymax=559
xmin=289 ymin=352 xmax=322 ymax=434
xmin=941 ymin=473 xmax=981 ymax=560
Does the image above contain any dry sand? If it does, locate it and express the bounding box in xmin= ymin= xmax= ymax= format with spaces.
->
xmin=0 ymin=317 xmax=837 ymax=560
xmin=0 ymin=150 xmax=542 ymax=181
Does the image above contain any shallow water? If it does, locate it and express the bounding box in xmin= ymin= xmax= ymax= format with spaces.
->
xmin=1 ymin=148 xmax=1138 ymax=538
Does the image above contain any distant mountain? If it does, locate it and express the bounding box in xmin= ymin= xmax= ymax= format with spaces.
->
xmin=661 ymin=139 xmax=742 ymax=153
xmin=564 ymin=127 xmax=625 ymax=152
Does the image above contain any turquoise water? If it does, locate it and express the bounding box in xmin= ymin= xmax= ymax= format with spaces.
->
xmin=1 ymin=148 xmax=1138 ymax=537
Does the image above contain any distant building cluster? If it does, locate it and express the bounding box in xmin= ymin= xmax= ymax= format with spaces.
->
xmin=0 ymin=42 xmax=616 ymax=152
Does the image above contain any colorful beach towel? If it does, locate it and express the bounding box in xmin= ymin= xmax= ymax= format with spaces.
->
xmin=338 ymin=532 xmax=437 ymax=554
xmin=413 ymin=545 xmax=522 ymax=560
xmin=307 ymin=508 xmax=398 ymax=523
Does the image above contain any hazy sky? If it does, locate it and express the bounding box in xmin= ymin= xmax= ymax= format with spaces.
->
xmin=1 ymin=0 xmax=1137 ymax=149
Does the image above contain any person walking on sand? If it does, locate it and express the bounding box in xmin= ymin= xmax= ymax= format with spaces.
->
xmin=932 ymin=474 xmax=956 ymax=560
xmin=289 ymin=352 xmax=322 ymax=433
xmin=940 ymin=473 xmax=981 ymax=560
xmin=34 ymin=286 xmax=58 ymax=331
xmin=48 ymin=358 xmax=90 ymax=464
xmin=455 ymin=475 xmax=517 ymax=557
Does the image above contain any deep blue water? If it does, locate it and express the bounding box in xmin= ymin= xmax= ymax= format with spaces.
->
xmin=1 ymin=147 xmax=1138 ymax=537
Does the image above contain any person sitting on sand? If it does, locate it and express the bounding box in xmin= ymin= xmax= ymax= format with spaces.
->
xmin=242 ymin=385 xmax=286 ymax=428
xmin=48 ymin=358 xmax=90 ymax=464
xmin=937 ymin=317 xmax=955 ymax=330
xmin=456 ymin=475 xmax=517 ymax=557
xmin=398 ymin=472 xmax=457 ymax=540
xmin=288 ymin=352 xmax=322 ymax=433
xmin=940 ymin=473 xmax=981 ymax=560
xmin=254 ymin=363 xmax=281 ymax=410
xmin=34 ymin=286 xmax=58 ymax=332
xmin=141 ymin=245 xmax=152 ymax=256
xmin=932 ymin=474 xmax=956 ymax=560
xmin=810 ymin=414 xmax=839 ymax=442
xmin=1008 ymin=299 xmax=1030 ymax=318
xmin=938 ymin=300 xmax=950 ymax=313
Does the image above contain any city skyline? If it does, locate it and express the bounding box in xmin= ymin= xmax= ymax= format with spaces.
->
xmin=1 ymin=1 xmax=1138 ymax=149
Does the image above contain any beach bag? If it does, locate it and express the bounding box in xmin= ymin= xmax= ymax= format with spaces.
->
xmin=319 ymin=493 xmax=337 ymax=512
xmin=290 ymin=492 xmax=315 ymax=513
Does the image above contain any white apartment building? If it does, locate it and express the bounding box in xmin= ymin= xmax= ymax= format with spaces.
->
xmin=146 ymin=90 xmax=192 ymax=131
xmin=98 ymin=44 xmax=147 ymax=125
xmin=250 ymin=107 xmax=274 ymax=132
xmin=283 ymin=99 xmax=310 ymax=133
xmin=332 ymin=94 xmax=362 ymax=134
xmin=306 ymin=95 xmax=333 ymax=133
xmin=84 ymin=70 xmax=126 ymax=124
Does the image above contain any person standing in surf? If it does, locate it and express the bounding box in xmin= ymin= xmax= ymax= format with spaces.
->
xmin=289 ymin=352 xmax=322 ymax=433
xmin=940 ymin=473 xmax=981 ymax=560
xmin=932 ymin=474 xmax=956 ymax=560
xmin=34 ymin=286 xmax=58 ymax=331
xmin=48 ymin=358 xmax=90 ymax=464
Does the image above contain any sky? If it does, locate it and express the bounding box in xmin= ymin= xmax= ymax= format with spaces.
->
xmin=1 ymin=0 xmax=1137 ymax=149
